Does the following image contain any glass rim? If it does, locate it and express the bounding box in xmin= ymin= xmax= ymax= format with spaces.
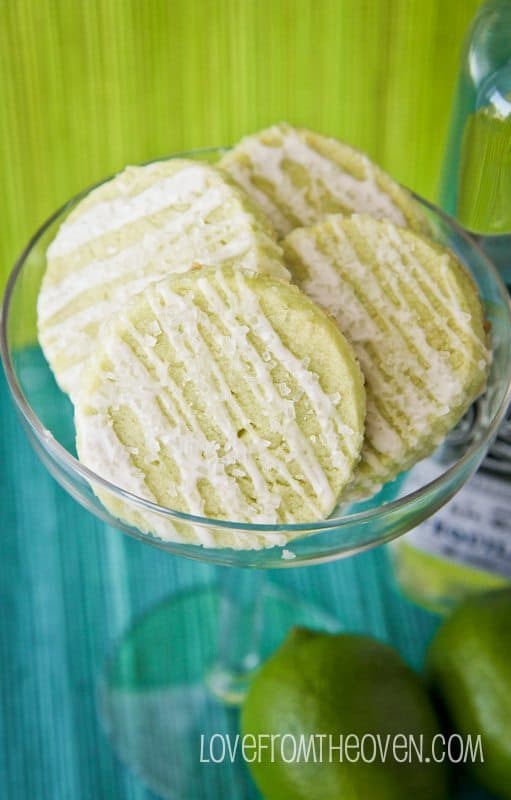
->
xmin=1 ymin=149 xmax=511 ymax=536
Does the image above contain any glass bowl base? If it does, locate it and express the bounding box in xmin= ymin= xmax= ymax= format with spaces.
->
xmin=98 ymin=584 xmax=340 ymax=799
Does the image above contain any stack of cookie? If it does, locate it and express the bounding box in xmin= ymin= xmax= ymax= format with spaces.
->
xmin=37 ymin=124 xmax=490 ymax=548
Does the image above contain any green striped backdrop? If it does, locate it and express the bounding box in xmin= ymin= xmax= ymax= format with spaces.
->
xmin=1 ymin=0 xmax=481 ymax=298
xmin=0 ymin=5 xmax=497 ymax=799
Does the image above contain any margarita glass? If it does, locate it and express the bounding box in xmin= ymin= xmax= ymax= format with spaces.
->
xmin=1 ymin=149 xmax=511 ymax=798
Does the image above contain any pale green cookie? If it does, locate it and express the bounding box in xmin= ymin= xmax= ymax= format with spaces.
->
xmin=38 ymin=159 xmax=289 ymax=398
xmin=283 ymin=214 xmax=490 ymax=500
xmin=75 ymin=266 xmax=365 ymax=548
xmin=220 ymin=122 xmax=425 ymax=237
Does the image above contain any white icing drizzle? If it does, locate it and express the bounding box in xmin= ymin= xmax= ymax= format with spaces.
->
xmin=215 ymin=270 xmax=360 ymax=460
xmin=287 ymin=217 xmax=489 ymax=472
xmin=379 ymin=221 xmax=488 ymax=351
xmin=193 ymin=276 xmax=344 ymax=501
xmin=295 ymin=233 xmax=442 ymax=445
xmin=76 ymin=271 xmax=360 ymax=527
xmin=40 ymin=197 xmax=275 ymax=321
xmin=224 ymin=162 xmax=293 ymax=236
xmin=39 ymin=161 xmax=289 ymax=397
xmin=49 ymin=166 xmax=209 ymax=258
xmin=156 ymin=274 xmax=351 ymax=513
xmin=224 ymin=125 xmax=407 ymax=232
xmin=136 ymin=294 xmax=294 ymax=520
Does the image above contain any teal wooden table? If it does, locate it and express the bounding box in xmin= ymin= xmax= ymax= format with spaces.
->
xmin=0 ymin=364 xmax=493 ymax=799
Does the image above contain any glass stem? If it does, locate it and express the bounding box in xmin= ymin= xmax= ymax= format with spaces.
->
xmin=207 ymin=566 xmax=266 ymax=706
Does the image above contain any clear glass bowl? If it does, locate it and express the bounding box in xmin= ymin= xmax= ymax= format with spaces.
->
xmin=2 ymin=148 xmax=511 ymax=799
xmin=1 ymin=148 xmax=511 ymax=568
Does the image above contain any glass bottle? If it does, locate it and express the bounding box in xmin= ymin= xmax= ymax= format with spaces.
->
xmin=392 ymin=0 xmax=511 ymax=614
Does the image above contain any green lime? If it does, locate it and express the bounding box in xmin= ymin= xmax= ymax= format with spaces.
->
xmin=427 ymin=588 xmax=511 ymax=799
xmin=242 ymin=628 xmax=449 ymax=800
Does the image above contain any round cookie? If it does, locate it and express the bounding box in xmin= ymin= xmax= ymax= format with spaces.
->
xmin=220 ymin=122 xmax=425 ymax=238
xmin=74 ymin=266 xmax=366 ymax=548
xmin=38 ymin=159 xmax=289 ymax=398
xmin=283 ymin=214 xmax=490 ymax=500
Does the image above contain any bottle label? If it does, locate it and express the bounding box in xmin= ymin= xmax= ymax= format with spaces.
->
xmin=406 ymin=471 xmax=511 ymax=578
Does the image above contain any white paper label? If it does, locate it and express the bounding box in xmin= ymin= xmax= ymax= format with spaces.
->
xmin=407 ymin=471 xmax=511 ymax=578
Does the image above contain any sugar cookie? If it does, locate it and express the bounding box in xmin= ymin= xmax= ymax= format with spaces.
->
xmin=221 ymin=123 xmax=424 ymax=237
xmin=283 ymin=214 xmax=490 ymax=499
xmin=75 ymin=266 xmax=365 ymax=546
xmin=38 ymin=159 xmax=288 ymax=397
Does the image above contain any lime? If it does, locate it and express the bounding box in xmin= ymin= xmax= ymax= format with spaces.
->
xmin=242 ymin=628 xmax=449 ymax=800
xmin=427 ymin=587 xmax=511 ymax=798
